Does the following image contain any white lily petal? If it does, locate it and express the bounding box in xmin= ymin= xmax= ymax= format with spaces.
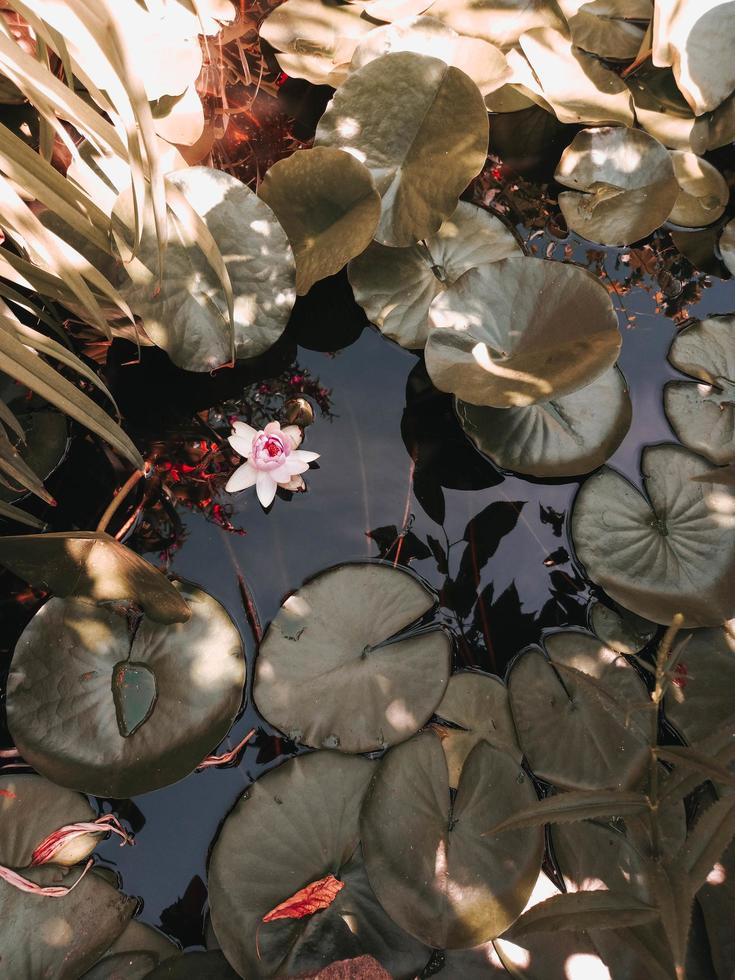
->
xmin=291 ymin=449 xmax=320 ymax=463
xmin=228 ymin=433 xmax=254 ymax=457
xmin=225 ymin=461 xmax=258 ymax=493
xmin=232 ymin=420 xmax=259 ymax=444
xmin=285 ymin=458 xmax=310 ymax=476
xmin=264 ymin=420 xmax=281 ymax=434
xmin=269 ymin=463 xmax=294 ymax=483
xmin=282 ymin=424 xmax=304 ymax=449
xmin=280 ymin=474 xmax=305 ymax=492
xmin=256 ymin=471 xmax=278 ymax=507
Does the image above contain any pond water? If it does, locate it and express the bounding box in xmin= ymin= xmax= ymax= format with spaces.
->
xmin=2 ymin=85 xmax=735 ymax=974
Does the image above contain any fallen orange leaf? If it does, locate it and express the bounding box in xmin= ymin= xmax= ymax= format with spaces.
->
xmin=263 ymin=874 xmax=344 ymax=923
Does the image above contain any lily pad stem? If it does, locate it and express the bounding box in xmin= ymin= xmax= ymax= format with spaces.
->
xmin=96 ymin=464 xmax=149 ymax=534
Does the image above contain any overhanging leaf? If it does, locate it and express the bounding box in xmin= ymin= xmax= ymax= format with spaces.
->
xmin=487 ymin=790 xmax=651 ymax=835
xmin=508 ymin=891 xmax=658 ymax=937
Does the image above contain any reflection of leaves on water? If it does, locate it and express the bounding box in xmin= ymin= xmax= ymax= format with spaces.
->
xmin=539 ymin=503 xmax=565 ymax=537
xmin=366 ymin=524 xmax=432 ymax=566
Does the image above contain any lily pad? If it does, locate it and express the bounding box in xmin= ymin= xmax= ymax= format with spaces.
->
xmin=720 ymin=218 xmax=735 ymax=276
xmin=507 ymin=632 xmax=650 ymax=790
xmin=668 ymin=151 xmax=729 ymax=228
xmin=0 ymin=531 xmax=191 ymax=624
xmin=424 ymin=256 xmax=621 ymax=407
xmin=314 ymin=52 xmax=489 ymax=246
xmin=664 ymin=625 xmax=735 ymax=744
xmin=664 ymin=314 xmax=735 ymax=464
xmin=6 ymin=581 xmax=246 ymax=797
xmin=456 ymin=365 xmax=631 ymax=477
xmin=208 ymin=752 xmax=429 ymax=978
xmin=254 ymin=562 xmax=451 ymax=753
xmin=588 ymin=600 xmax=657 ymax=655
xmin=258 ymin=147 xmax=381 ymax=296
xmin=555 ymin=127 xmax=679 ymax=245
xmin=347 ymin=201 xmax=520 ymax=349
xmin=0 ymin=863 xmax=135 ymax=979
xmin=518 ymin=27 xmax=635 ymax=125
xmin=350 ymin=16 xmax=511 ymax=95
xmin=0 ymin=407 xmax=67 ymax=504
xmin=107 ymin=919 xmax=180 ymax=962
xmin=0 ymin=773 xmax=98 ymax=868
xmin=432 ymin=671 xmax=521 ymax=788
xmin=571 ymin=443 xmax=735 ymax=626
xmin=559 ymin=0 xmax=650 ymax=60
xmin=143 ymin=951 xmax=240 ymax=978
xmin=419 ymin=0 xmax=565 ymax=49
xmin=361 ymin=731 xmax=543 ymax=948
xmin=81 ymin=951 xmax=159 ymax=980
xmin=113 ymin=166 xmax=296 ymax=372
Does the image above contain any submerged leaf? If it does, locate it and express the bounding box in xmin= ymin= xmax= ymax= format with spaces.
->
xmin=0 ymin=531 xmax=190 ymax=624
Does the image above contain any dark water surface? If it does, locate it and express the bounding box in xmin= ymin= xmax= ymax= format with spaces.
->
xmin=3 ymin=222 xmax=735 ymax=950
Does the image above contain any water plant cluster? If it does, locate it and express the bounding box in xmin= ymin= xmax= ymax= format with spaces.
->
xmin=1 ymin=0 xmax=735 ymax=977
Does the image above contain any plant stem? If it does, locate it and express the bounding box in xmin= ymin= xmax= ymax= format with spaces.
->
xmin=96 ymin=466 xmax=147 ymax=534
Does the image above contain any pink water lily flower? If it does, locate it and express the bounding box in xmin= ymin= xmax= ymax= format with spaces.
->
xmin=225 ymin=420 xmax=319 ymax=507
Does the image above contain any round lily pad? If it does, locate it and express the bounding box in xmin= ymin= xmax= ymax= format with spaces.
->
xmin=518 ymin=27 xmax=635 ymax=125
xmin=81 ymin=950 xmax=159 ymax=980
xmin=107 ymin=919 xmax=180 ymax=962
xmin=143 ymin=951 xmax=240 ymax=978
xmin=669 ymin=151 xmax=729 ymax=228
xmin=350 ymin=16 xmax=511 ymax=95
xmin=424 ymin=256 xmax=621 ymax=408
xmin=254 ymin=562 xmax=451 ymax=753
xmin=555 ymin=127 xmax=679 ymax=245
xmin=664 ymin=314 xmax=735 ymax=464
xmin=314 ymin=51 xmax=489 ymax=246
xmin=259 ymin=147 xmax=381 ymax=296
xmin=456 ymin=365 xmax=631 ymax=477
xmin=507 ymin=632 xmax=650 ymax=790
xmin=0 ymin=773 xmax=98 ymax=868
xmin=420 ymin=0 xmax=565 ymax=49
xmin=347 ymin=201 xmax=520 ymax=350
xmin=664 ymin=625 xmax=735 ymax=744
xmin=562 ymin=0 xmax=649 ymax=60
xmin=208 ymin=752 xmax=429 ymax=978
xmin=361 ymin=731 xmax=543 ymax=949
xmin=588 ymin=600 xmax=657 ymax=656
xmin=6 ymin=581 xmax=246 ymax=797
xmin=0 ymin=863 xmax=135 ymax=979
xmin=571 ymin=443 xmax=735 ymax=626
xmin=113 ymin=166 xmax=296 ymax=372
xmin=432 ymin=671 xmax=521 ymax=788
xmin=0 ymin=406 xmax=67 ymax=504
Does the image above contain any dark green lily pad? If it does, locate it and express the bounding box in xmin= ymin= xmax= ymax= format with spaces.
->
xmin=107 ymin=919 xmax=180 ymax=961
xmin=0 ymin=407 xmax=67 ymax=503
xmin=0 ymin=772 xmax=97 ymax=868
xmin=0 ymin=863 xmax=135 ymax=979
xmin=361 ymin=731 xmax=543 ymax=948
xmin=81 ymin=950 xmax=158 ymax=980
xmin=432 ymin=671 xmax=521 ymax=788
xmin=208 ymin=751 xmax=429 ymax=978
xmin=6 ymin=581 xmax=246 ymax=797
xmin=571 ymin=443 xmax=735 ymax=626
xmin=665 ymin=314 xmax=735 ymax=464
xmin=143 ymin=951 xmax=239 ymax=978
xmin=664 ymin=625 xmax=735 ymax=744
xmin=456 ymin=366 xmax=631 ymax=477
xmin=507 ymin=632 xmax=650 ymax=790
xmin=254 ymin=563 xmax=451 ymax=753
xmin=0 ymin=531 xmax=191 ymax=624
xmin=588 ymin=600 xmax=657 ymax=656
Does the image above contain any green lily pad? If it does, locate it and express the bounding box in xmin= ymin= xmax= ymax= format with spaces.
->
xmin=350 ymin=16 xmax=511 ymax=95
xmin=432 ymin=671 xmax=521 ymax=788
xmin=361 ymin=731 xmax=543 ymax=948
xmin=518 ymin=27 xmax=635 ymax=125
xmin=347 ymin=201 xmax=520 ymax=349
xmin=107 ymin=919 xmax=180 ymax=962
xmin=208 ymin=752 xmax=429 ymax=978
xmin=561 ymin=0 xmax=650 ymax=60
xmin=571 ymin=443 xmax=735 ymax=626
xmin=665 ymin=315 xmax=735 ymax=464
xmin=720 ymin=218 xmax=735 ymax=276
xmin=6 ymin=581 xmax=246 ymax=797
xmin=113 ymin=166 xmax=296 ymax=372
xmin=456 ymin=365 xmax=631 ymax=477
xmin=259 ymin=147 xmax=381 ymax=296
xmin=669 ymin=151 xmax=729 ymax=228
xmin=81 ymin=951 xmax=159 ymax=980
xmin=314 ymin=51 xmax=489 ymax=246
xmin=588 ymin=600 xmax=657 ymax=656
xmin=0 ymin=863 xmax=135 ymax=979
xmin=507 ymin=632 xmax=650 ymax=790
xmin=0 ymin=531 xmax=191 ymax=624
xmin=142 ymin=951 xmax=240 ymax=978
xmin=424 ymin=256 xmax=621 ymax=407
xmin=664 ymin=625 xmax=735 ymax=744
xmin=0 ymin=773 xmax=97 ymax=868
xmin=254 ymin=563 xmax=451 ymax=753
xmin=555 ymin=127 xmax=679 ymax=245
xmin=0 ymin=407 xmax=67 ymax=504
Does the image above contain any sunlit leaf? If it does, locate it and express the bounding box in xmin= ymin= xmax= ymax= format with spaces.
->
xmin=588 ymin=599 xmax=657 ymax=656
xmin=668 ymin=151 xmax=728 ymax=228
